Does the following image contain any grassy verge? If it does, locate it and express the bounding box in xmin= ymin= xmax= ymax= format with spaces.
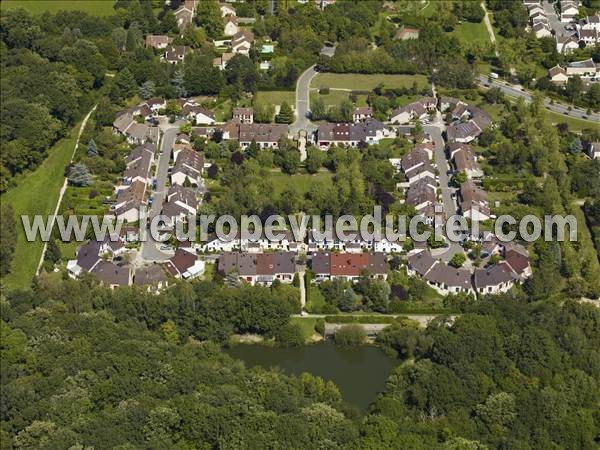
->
xmin=1 ymin=1 xmax=116 ymax=15
xmin=311 ymin=73 xmax=429 ymax=91
xmin=2 ymin=124 xmax=80 ymax=290
xmin=544 ymin=110 xmax=598 ymax=132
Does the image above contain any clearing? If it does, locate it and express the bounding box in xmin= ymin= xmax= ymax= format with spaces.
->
xmin=254 ymin=91 xmax=296 ymax=108
xmin=1 ymin=0 xmax=116 ymax=15
xmin=450 ymin=21 xmax=491 ymax=45
xmin=270 ymin=171 xmax=334 ymax=196
xmin=311 ymin=73 xmax=429 ymax=91
xmin=2 ymin=123 xmax=80 ymax=289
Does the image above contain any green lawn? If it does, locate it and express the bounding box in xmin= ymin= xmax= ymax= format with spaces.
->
xmin=450 ymin=21 xmax=490 ymax=45
xmin=311 ymin=73 xmax=429 ymax=91
xmin=310 ymin=90 xmax=369 ymax=108
xmin=306 ymin=285 xmax=328 ymax=313
xmin=289 ymin=317 xmax=318 ymax=341
xmin=255 ymin=91 xmax=296 ymax=108
xmin=270 ymin=171 xmax=334 ymax=196
xmin=2 ymin=124 xmax=80 ymax=290
xmin=544 ymin=110 xmax=598 ymax=132
xmin=1 ymin=0 xmax=116 ymax=15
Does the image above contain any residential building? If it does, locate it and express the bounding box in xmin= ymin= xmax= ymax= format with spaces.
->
xmin=174 ymin=0 xmax=197 ymax=31
xmin=460 ymin=180 xmax=491 ymax=221
xmin=316 ymin=119 xmax=385 ymax=148
xmin=91 ymin=261 xmax=133 ymax=289
xmin=134 ymin=265 xmax=169 ymax=293
xmin=533 ymin=22 xmax=552 ymax=38
xmin=164 ymin=45 xmax=191 ymax=64
xmin=217 ymin=252 xmax=296 ymax=286
xmin=579 ymin=14 xmax=600 ymax=31
xmin=213 ymin=52 xmax=235 ymax=70
xmin=566 ymin=58 xmax=598 ymax=78
xmin=183 ymin=104 xmax=216 ymax=125
xmin=220 ymin=2 xmax=236 ymax=17
xmin=310 ymin=252 xmax=388 ymax=282
xmin=448 ymin=143 xmax=483 ymax=178
xmin=112 ymin=180 xmax=146 ymax=222
xmin=423 ymin=263 xmax=474 ymax=295
xmin=145 ymin=35 xmax=172 ymax=49
xmin=352 ymin=107 xmax=373 ymax=122
xmin=171 ymin=148 xmax=204 ymax=186
xmin=560 ymin=1 xmax=579 ymax=23
xmin=112 ymin=111 xmax=159 ymax=145
xmin=236 ymin=123 xmax=289 ymax=149
xmin=390 ymin=97 xmax=437 ymax=124
xmin=394 ymin=26 xmax=420 ymax=40
xmin=224 ymin=16 xmax=240 ymax=36
xmin=123 ymin=144 xmax=154 ymax=185
xmin=233 ymin=107 xmax=254 ymax=123
xmin=589 ymin=142 xmax=600 ymax=159
xmin=474 ymin=264 xmax=516 ymax=295
xmin=548 ymin=65 xmax=569 ymax=84
xmin=165 ymin=249 xmax=205 ymax=279
xmin=556 ymin=33 xmax=579 ymax=53
xmin=231 ymin=30 xmax=254 ymax=54
xmin=578 ymin=28 xmax=599 ymax=45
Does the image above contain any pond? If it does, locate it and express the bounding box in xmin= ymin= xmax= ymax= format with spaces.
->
xmin=226 ymin=341 xmax=397 ymax=411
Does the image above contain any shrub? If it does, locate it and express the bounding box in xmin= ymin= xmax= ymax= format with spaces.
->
xmin=314 ymin=318 xmax=325 ymax=336
xmin=88 ymin=189 xmax=98 ymax=199
xmin=275 ymin=323 xmax=305 ymax=347
xmin=334 ymin=324 xmax=366 ymax=347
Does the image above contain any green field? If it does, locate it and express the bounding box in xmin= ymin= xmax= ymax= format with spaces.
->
xmin=1 ymin=0 xmax=116 ymax=15
xmin=2 ymin=124 xmax=80 ymax=290
xmin=311 ymin=73 xmax=429 ymax=91
xmin=544 ymin=110 xmax=599 ymax=132
xmin=255 ymin=91 xmax=296 ymax=108
xmin=450 ymin=21 xmax=490 ymax=45
xmin=310 ymin=90 xmax=369 ymax=108
xmin=289 ymin=317 xmax=318 ymax=341
xmin=270 ymin=171 xmax=334 ymax=196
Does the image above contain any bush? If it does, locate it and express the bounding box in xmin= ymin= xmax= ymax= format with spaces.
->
xmin=314 ymin=318 xmax=325 ymax=336
xmin=88 ymin=189 xmax=98 ymax=199
xmin=319 ymin=86 xmax=330 ymax=94
xmin=275 ymin=323 xmax=305 ymax=347
xmin=334 ymin=324 xmax=366 ymax=347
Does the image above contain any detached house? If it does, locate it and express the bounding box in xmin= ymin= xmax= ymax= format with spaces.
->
xmin=164 ymin=45 xmax=191 ymax=64
xmin=112 ymin=180 xmax=147 ymax=222
xmin=548 ymin=65 xmax=569 ymax=84
xmin=174 ymin=0 xmax=197 ymax=31
xmin=182 ymin=104 xmax=216 ymax=125
xmin=224 ymin=16 xmax=240 ymax=36
xmin=352 ymin=107 xmax=373 ymax=122
xmin=213 ymin=52 xmax=234 ymax=70
xmin=556 ymin=34 xmax=579 ymax=53
xmin=233 ymin=107 xmax=254 ymax=123
xmin=231 ymin=30 xmax=254 ymax=55
xmin=474 ymin=264 xmax=516 ymax=295
xmin=448 ymin=143 xmax=483 ymax=178
xmin=146 ymin=35 xmax=172 ymax=49
xmin=165 ymin=249 xmax=205 ymax=279
xmin=589 ymin=142 xmax=600 ymax=159
xmin=220 ymin=2 xmax=236 ymax=17
xmin=390 ymin=97 xmax=437 ymax=124
xmin=566 ymin=58 xmax=598 ymax=79
xmin=460 ymin=180 xmax=491 ymax=221
xmin=171 ymin=148 xmax=204 ymax=186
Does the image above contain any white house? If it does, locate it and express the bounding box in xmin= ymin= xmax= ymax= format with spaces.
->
xmin=224 ymin=16 xmax=239 ymax=36
xmin=589 ymin=142 xmax=600 ymax=159
xmin=220 ymin=3 xmax=236 ymax=17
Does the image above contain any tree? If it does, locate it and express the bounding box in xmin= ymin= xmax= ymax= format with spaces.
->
xmin=67 ymin=163 xmax=93 ymax=187
xmin=569 ymin=138 xmax=583 ymax=154
xmin=275 ymin=323 xmax=305 ymax=347
xmin=87 ymin=139 xmax=99 ymax=157
xmin=172 ymin=69 xmax=187 ymax=98
xmin=245 ymin=140 xmax=261 ymax=158
xmin=276 ymin=102 xmax=294 ymax=124
xmin=44 ymin=239 xmax=62 ymax=265
xmin=565 ymin=76 xmax=583 ymax=103
xmin=140 ymin=80 xmax=156 ymax=99
xmin=338 ymin=288 xmax=358 ymax=312
xmin=311 ymin=97 xmax=327 ymax=120
xmin=160 ymin=320 xmax=180 ymax=345
xmin=109 ymin=67 xmax=137 ymax=103
xmin=0 ymin=204 xmax=17 ymax=275
xmin=305 ymin=146 xmax=324 ymax=174
xmin=334 ymin=324 xmax=366 ymax=346
xmin=449 ymin=252 xmax=466 ymax=268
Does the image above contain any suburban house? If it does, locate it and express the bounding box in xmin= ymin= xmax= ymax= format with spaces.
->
xmin=90 ymin=261 xmax=133 ymax=289
xmin=217 ymin=252 xmax=296 ymax=286
xmin=311 ymin=252 xmax=388 ymax=282
xmin=112 ymin=180 xmax=147 ymax=222
xmin=405 ymin=177 xmax=437 ymax=219
xmin=400 ymin=146 xmax=434 ymax=182
xmin=503 ymin=249 xmax=532 ymax=280
xmin=560 ymin=1 xmax=579 ymax=23
xmin=134 ymin=265 xmax=169 ymax=293
xmin=474 ymin=264 xmax=516 ymax=295
xmin=565 ymin=58 xmax=598 ymax=79
xmin=548 ymin=65 xmax=569 ymax=84
xmin=146 ymin=98 xmax=167 ymax=113
xmin=578 ymin=28 xmax=599 ymax=45
xmin=174 ymin=0 xmax=197 ymax=31
xmin=352 ymin=107 xmax=373 ymax=122
xmin=460 ymin=180 xmax=491 ymax=221
xmin=238 ymin=123 xmax=289 ymax=149
xmin=448 ymin=143 xmax=483 ymax=178
xmin=220 ymin=2 xmax=236 ymax=17
xmin=224 ymin=16 xmax=240 ymax=36
xmin=556 ymin=34 xmax=579 ymax=53
xmin=316 ymin=119 xmax=386 ymax=148
xmin=183 ymin=104 xmax=216 ymax=125
xmin=165 ymin=249 xmax=205 ymax=279
xmin=231 ymin=30 xmax=254 ymax=55
xmin=233 ymin=107 xmax=254 ymax=123
xmin=163 ymin=45 xmax=191 ymax=64
xmin=579 ymin=14 xmax=600 ymax=31
xmin=447 ymin=119 xmax=484 ymax=143
xmin=390 ymin=97 xmax=437 ymax=124
xmin=533 ymin=22 xmax=552 ymax=38
xmin=161 ymin=185 xmax=199 ymax=227
xmin=146 ymin=35 xmax=172 ymax=49
xmin=406 ymin=250 xmax=437 ymax=278
xmin=171 ymin=148 xmax=204 ymax=186
xmin=123 ymin=144 xmax=154 ymax=185
xmin=213 ymin=52 xmax=234 ymax=70
xmin=67 ymin=239 xmax=132 ymax=288
xmin=423 ymin=263 xmax=474 ymax=296
xmin=112 ymin=111 xmax=159 ymax=145
xmin=394 ymin=26 xmax=420 ymax=40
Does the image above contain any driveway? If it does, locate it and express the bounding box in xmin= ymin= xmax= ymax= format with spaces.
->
xmin=477 ymin=76 xmax=600 ymax=122
xmin=291 ymin=65 xmax=318 ymax=135
xmin=140 ymin=124 xmax=179 ymax=261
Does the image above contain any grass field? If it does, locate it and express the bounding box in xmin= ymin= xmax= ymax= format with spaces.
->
xmin=310 ymin=90 xmax=369 ymax=108
xmin=255 ymin=91 xmax=296 ymax=108
xmin=1 ymin=0 xmax=116 ymax=15
xmin=289 ymin=317 xmax=318 ymax=341
xmin=2 ymin=124 xmax=80 ymax=290
xmin=311 ymin=73 xmax=429 ymax=91
xmin=544 ymin=110 xmax=598 ymax=132
xmin=450 ymin=21 xmax=490 ymax=45
xmin=270 ymin=171 xmax=334 ymax=196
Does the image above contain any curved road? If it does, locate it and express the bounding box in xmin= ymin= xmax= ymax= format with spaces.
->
xmin=478 ymin=76 xmax=600 ymax=122
xmin=291 ymin=65 xmax=318 ymax=135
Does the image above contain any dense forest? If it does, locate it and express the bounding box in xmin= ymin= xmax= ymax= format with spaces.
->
xmin=2 ymin=274 xmax=599 ymax=448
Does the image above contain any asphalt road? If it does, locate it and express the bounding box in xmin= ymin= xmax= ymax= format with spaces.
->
xmin=141 ymin=125 xmax=178 ymax=261
xmin=477 ymin=75 xmax=600 ymax=122
xmin=542 ymin=0 xmax=567 ymax=37
xmin=291 ymin=65 xmax=318 ymax=135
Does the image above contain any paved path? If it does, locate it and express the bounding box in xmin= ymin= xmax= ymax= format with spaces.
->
xmin=36 ymin=105 xmax=97 ymax=275
xmin=141 ymin=125 xmax=179 ymax=261
xmin=293 ymin=313 xmax=458 ymax=328
xmin=481 ymin=1 xmax=499 ymax=57
xmin=291 ymin=65 xmax=318 ymax=135
xmin=477 ymin=76 xmax=600 ymax=122
xmin=298 ymin=270 xmax=306 ymax=308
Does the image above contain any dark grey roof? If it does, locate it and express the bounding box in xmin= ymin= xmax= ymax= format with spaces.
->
xmin=474 ymin=264 xmax=515 ymax=288
xmin=134 ymin=265 xmax=168 ymax=286
xmin=76 ymin=240 xmax=102 ymax=271
xmin=311 ymin=252 xmax=330 ymax=274
xmin=407 ymin=250 xmax=436 ymax=276
xmin=91 ymin=261 xmax=131 ymax=286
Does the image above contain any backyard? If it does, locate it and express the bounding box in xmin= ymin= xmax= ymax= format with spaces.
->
xmin=269 ymin=170 xmax=334 ymax=196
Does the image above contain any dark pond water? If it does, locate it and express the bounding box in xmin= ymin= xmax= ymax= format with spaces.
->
xmin=226 ymin=341 xmax=397 ymax=411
